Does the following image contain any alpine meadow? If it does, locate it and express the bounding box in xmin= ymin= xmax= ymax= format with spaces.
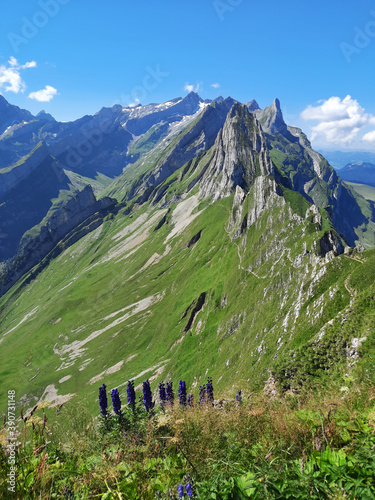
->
xmin=1 ymin=1 xmax=375 ymax=498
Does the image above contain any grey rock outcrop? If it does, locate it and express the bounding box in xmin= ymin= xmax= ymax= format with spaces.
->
xmin=254 ymin=98 xmax=287 ymax=135
xmin=44 ymin=185 xmax=111 ymax=242
xmin=305 ymin=205 xmax=322 ymax=229
xmin=36 ymin=110 xmax=56 ymax=122
xmin=199 ymin=103 xmax=274 ymax=200
xmin=320 ymin=231 xmax=345 ymax=257
xmin=246 ymin=176 xmax=283 ymax=228
xmin=246 ymin=99 xmax=260 ymax=112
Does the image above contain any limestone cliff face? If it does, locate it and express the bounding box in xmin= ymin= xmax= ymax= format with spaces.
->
xmin=0 ymin=186 xmax=116 ymax=297
xmin=44 ymin=185 xmax=111 ymax=242
xmin=199 ymin=103 xmax=274 ymax=201
xmin=227 ymin=176 xmax=285 ymax=239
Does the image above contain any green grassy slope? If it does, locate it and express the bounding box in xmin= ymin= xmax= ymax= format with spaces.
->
xmin=346 ymin=181 xmax=375 ymax=202
xmin=1 ymin=165 xmax=374 ymax=420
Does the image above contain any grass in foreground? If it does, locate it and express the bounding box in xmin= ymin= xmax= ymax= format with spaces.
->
xmin=1 ymin=379 xmax=375 ymax=499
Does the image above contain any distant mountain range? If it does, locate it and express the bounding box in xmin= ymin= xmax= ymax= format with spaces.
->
xmin=0 ymin=94 xmax=55 ymax=135
xmin=319 ymin=150 xmax=375 ymax=170
xmin=338 ymin=162 xmax=375 ymax=188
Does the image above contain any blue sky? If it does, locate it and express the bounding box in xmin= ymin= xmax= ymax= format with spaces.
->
xmin=1 ymin=0 xmax=375 ymax=150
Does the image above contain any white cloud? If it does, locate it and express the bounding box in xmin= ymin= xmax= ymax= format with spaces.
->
xmin=184 ymin=82 xmax=200 ymax=93
xmin=301 ymin=95 xmax=375 ymax=145
xmin=184 ymin=83 xmax=194 ymax=92
xmin=21 ymin=61 xmax=37 ymax=69
xmin=363 ymin=130 xmax=375 ymax=144
xmin=28 ymin=85 xmax=58 ymax=102
xmin=0 ymin=57 xmax=37 ymax=94
xmin=8 ymin=56 xmax=18 ymax=67
xmin=211 ymin=83 xmax=220 ymax=89
xmin=128 ymin=97 xmax=141 ymax=108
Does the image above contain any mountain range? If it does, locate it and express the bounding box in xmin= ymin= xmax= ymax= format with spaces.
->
xmin=1 ymin=92 xmax=375 ymax=415
xmin=338 ymin=161 xmax=375 ymax=188
xmin=319 ymin=150 xmax=375 ymax=170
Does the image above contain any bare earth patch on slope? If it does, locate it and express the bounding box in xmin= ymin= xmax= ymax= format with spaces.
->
xmin=88 ymin=360 xmax=125 ymax=385
xmin=54 ymin=292 xmax=165 ymax=363
xmin=102 ymin=210 xmax=167 ymax=263
xmin=1 ymin=306 xmax=39 ymax=342
xmin=165 ymin=195 xmax=204 ymax=242
xmin=40 ymin=384 xmax=75 ymax=407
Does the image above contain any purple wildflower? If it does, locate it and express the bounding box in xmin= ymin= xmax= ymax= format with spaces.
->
xmin=187 ymin=393 xmax=194 ymax=408
xmin=159 ymin=382 xmax=167 ymax=410
xmin=236 ymin=389 xmax=242 ymax=404
xmin=99 ymin=384 xmax=108 ymax=416
xmin=178 ymin=484 xmax=184 ymax=499
xmin=127 ymin=380 xmax=136 ymax=408
xmin=111 ymin=388 xmax=122 ymax=415
xmin=179 ymin=380 xmax=187 ymax=407
xmin=166 ymin=381 xmax=174 ymax=406
xmin=206 ymin=377 xmax=214 ymax=404
xmin=142 ymin=379 xmax=154 ymax=412
xmin=186 ymin=482 xmax=193 ymax=498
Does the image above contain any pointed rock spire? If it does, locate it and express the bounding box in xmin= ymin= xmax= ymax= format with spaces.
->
xmin=256 ymin=98 xmax=287 ymax=135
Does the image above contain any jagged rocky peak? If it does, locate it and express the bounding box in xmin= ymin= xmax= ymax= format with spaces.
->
xmin=127 ymin=96 xmax=240 ymax=204
xmin=36 ymin=110 xmax=55 ymax=122
xmin=0 ymin=94 xmax=34 ymax=134
xmin=255 ymin=97 xmax=287 ymax=135
xmin=247 ymin=99 xmax=261 ymax=112
xmin=92 ymin=104 xmax=123 ymax=118
xmin=90 ymin=104 xmax=125 ymax=132
xmin=199 ymin=102 xmax=274 ymax=200
xmin=181 ymin=91 xmax=204 ymax=111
